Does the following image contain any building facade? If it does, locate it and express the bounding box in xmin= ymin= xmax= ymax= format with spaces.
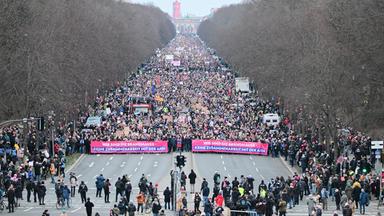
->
xmin=172 ymin=0 xmax=201 ymax=34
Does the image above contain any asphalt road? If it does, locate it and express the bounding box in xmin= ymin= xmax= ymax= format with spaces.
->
xmin=191 ymin=153 xmax=293 ymax=190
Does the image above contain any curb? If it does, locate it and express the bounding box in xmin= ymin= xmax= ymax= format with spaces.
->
xmin=65 ymin=153 xmax=86 ymax=174
xmin=279 ymin=155 xmax=297 ymax=175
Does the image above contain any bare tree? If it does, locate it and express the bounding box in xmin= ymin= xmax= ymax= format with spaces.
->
xmin=0 ymin=0 xmax=175 ymax=121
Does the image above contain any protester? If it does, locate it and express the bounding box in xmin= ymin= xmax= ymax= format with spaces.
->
xmin=79 ymin=181 xmax=88 ymax=203
xmin=95 ymin=174 xmax=105 ymax=198
xmin=359 ymin=189 xmax=369 ymax=215
xmin=188 ymin=169 xmax=197 ymax=194
xmin=125 ymin=180 xmax=132 ymax=202
xmin=163 ymin=187 xmax=171 ymax=210
xmin=85 ymin=197 xmax=94 ymax=216
xmin=104 ymin=178 xmax=111 ymax=203
xmin=136 ymin=192 xmax=145 ymax=213
xmin=69 ymin=172 xmax=77 ymax=197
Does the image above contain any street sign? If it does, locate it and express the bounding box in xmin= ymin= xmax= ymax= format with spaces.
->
xmin=371 ymin=141 xmax=383 ymax=149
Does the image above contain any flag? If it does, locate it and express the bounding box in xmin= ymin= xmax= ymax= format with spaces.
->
xmin=151 ymin=83 xmax=156 ymax=95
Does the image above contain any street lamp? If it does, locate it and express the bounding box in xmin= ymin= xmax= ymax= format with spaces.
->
xmin=48 ymin=111 xmax=55 ymax=158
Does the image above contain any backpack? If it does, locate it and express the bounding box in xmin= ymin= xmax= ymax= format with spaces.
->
xmin=130 ymin=204 xmax=136 ymax=212
xmin=55 ymin=183 xmax=61 ymax=192
xmin=239 ymin=198 xmax=247 ymax=207
xmin=321 ymin=190 xmax=328 ymax=199
xmin=316 ymin=207 xmax=322 ymax=216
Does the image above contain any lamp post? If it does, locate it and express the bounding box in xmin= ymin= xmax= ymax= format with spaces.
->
xmin=48 ymin=111 xmax=55 ymax=158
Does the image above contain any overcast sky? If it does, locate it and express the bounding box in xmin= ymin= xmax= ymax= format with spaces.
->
xmin=130 ymin=0 xmax=243 ymax=17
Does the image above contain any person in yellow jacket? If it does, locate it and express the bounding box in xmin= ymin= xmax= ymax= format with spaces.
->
xmin=50 ymin=162 xmax=56 ymax=184
xmin=238 ymin=186 xmax=245 ymax=197
xmin=352 ymin=181 xmax=361 ymax=189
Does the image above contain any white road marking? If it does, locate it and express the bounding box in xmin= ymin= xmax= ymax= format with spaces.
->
xmin=140 ymin=155 xmax=143 ymax=160
xmin=223 ymin=166 xmax=227 ymax=171
xmin=153 ymin=164 xmax=158 ymax=167
xmin=101 ymin=168 xmax=105 ymax=172
xmin=128 ymin=174 xmax=132 ymax=178
xmin=134 ymin=168 xmax=138 ymax=172
xmin=97 ymin=154 xmax=100 ymax=157
xmin=249 ymin=156 xmax=253 ymax=160
xmin=222 ymin=161 xmax=225 ymax=165
xmin=109 ymin=156 xmax=114 ymax=160
xmin=256 ymin=168 xmax=259 ymax=172
xmin=220 ymin=155 xmax=223 ymax=159
xmin=106 ymin=162 xmax=110 ymax=166
xmin=89 ymin=162 xmax=94 ymax=168
xmin=228 ymin=174 xmax=231 ymax=178
xmin=156 ymin=154 xmax=159 ymax=156
xmin=120 ymin=162 xmax=126 ymax=167
xmin=77 ymin=174 xmax=82 ymax=178
xmin=260 ymin=174 xmax=265 ymax=180
xmin=24 ymin=207 xmax=33 ymax=212
xmin=138 ymin=161 xmax=141 ymax=166
xmin=71 ymin=207 xmax=81 ymax=213
xmin=147 ymin=174 xmax=151 ymax=177
xmin=253 ymin=162 xmax=256 ymax=166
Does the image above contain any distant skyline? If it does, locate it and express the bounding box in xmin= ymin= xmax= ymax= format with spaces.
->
xmin=130 ymin=0 xmax=243 ymax=17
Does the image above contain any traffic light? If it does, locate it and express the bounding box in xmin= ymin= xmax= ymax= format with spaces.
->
xmin=181 ymin=155 xmax=186 ymax=167
xmin=38 ymin=117 xmax=45 ymax=131
xmin=361 ymin=163 xmax=371 ymax=174
xmin=176 ymin=155 xmax=181 ymax=167
xmin=176 ymin=155 xmax=186 ymax=168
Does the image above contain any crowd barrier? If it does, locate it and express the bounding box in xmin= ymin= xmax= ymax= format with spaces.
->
xmin=90 ymin=140 xmax=269 ymax=155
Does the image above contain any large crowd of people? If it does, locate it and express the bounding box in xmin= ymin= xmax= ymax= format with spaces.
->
xmin=0 ymin=33 xmax=383 ymax=216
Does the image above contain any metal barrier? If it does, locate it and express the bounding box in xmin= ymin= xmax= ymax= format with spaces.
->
xmin=226 ymin=209 xmax=260 ymax=216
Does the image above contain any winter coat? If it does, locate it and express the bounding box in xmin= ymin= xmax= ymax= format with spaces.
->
xmin=95 ymin=176 xmax=105 ymax=189
xmin=307 ymin=197 xmax=316 ymax=215
xmin=62 ymin=187 xmax=70 ymax=199
xmin=202 ymin=186 xmax=210 ymax=197
xmin=215 ymin=194 xmax=224 ymax=207
xmin=278 ymin=200 xmax=287 ymax=213
xmin=163 ymin=188 xmax=171 ymax=202
xmin=188 ymin=171 xmax=197 ymax=184
xmin=152 ymin=202 xmax=162 ymax=214
xmin=38 ymin=184 xmax=46 ymax=197
xmin=359 ymin=191 xmax=368 ymax=205
xmin=79 ymin=184 xmax=88 ymax=194
xmin=70 ymin=176 xmax=77 ymax=187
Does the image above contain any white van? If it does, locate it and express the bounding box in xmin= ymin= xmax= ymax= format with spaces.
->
xmin=262 ymin=113 xmax=280 ymax=127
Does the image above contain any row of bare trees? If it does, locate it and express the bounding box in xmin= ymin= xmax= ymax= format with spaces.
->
xmin=198 ymin=0 xmax=384 ymax=139
xmin=0 ymin=0 xmax=175 ymax=122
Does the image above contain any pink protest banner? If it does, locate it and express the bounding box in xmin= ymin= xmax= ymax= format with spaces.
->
xmin=192 ymin=140 xmax=268 ymax=155
xmin=91 ymin=141 xmax=168 ymax=154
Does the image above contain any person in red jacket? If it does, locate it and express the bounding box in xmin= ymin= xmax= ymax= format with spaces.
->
xmin=214 ymin=192 xmax=224 ymax=207
xmin=54 ymin=143 xmax=60 ymax=155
